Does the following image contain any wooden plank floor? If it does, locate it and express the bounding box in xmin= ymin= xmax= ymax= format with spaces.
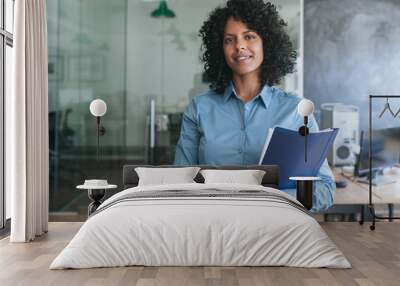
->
xmin=0 ymin=222 xmax=399 ymax=286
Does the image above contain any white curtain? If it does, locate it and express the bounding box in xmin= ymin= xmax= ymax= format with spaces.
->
xmin=7 ymin=0 xmax=49 ymax=242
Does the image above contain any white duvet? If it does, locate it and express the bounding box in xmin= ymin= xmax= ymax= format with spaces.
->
xmin=50 ymin=183 xmax=350 ymax=269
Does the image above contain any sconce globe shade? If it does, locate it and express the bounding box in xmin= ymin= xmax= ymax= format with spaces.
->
xmin=297 ymin=99 xmax=315 ymax=117
xmin=89 ymin=99 xmax=107 ymax=117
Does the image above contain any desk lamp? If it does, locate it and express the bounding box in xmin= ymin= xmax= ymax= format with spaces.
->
xmin=89 ymin=99 xmax=107 ymax=161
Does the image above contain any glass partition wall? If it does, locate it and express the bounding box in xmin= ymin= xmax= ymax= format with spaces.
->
xmin=47 ymin=0 xmax=128 ymax=219
xmin=47 ymin=0 xmax=301 ymax=220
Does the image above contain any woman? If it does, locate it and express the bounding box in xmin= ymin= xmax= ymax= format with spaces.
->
xmin=174 ymin=0 xmax=335 ymax=211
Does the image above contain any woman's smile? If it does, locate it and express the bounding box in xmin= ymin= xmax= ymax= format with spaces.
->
xmin=234 ymin=53 xmax=253 ymax=63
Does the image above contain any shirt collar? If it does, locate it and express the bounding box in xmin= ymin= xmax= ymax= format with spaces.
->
xmin=223 ymin=82 xmax=273 ymax=109
xmin=259 ymin=85 xmax=273 ymax=109
xmin=223 ymin=83 xmax=234 ymax=103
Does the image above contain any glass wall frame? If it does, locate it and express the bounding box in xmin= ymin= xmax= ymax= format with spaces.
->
xmin=0 ymin=0 xmax=14 ymax=230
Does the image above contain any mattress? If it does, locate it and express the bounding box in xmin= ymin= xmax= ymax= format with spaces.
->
xmin=50 ymin=183 xmax=350 ymax=269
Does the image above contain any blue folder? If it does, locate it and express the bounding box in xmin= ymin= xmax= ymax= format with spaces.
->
xmin=260 ymin=127 xmax=339 ymax=189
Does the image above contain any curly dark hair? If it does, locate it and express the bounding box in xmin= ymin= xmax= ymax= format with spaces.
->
xmin=199 ymin=0 xmax=297 ymax=94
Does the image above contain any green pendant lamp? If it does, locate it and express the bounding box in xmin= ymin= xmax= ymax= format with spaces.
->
xmin=151 ymin=0 xmax=176 ymax=18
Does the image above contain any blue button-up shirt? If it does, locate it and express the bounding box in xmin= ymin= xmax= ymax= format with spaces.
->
xmin=174 ymin=83 xmax=335 ymax=211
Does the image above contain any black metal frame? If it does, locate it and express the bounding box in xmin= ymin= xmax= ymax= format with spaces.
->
xmin=368 ymin=95 xmax=400 ymax=230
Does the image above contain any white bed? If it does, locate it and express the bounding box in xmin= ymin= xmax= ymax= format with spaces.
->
xmin=50 ymin=183 xmax=350 ymax=269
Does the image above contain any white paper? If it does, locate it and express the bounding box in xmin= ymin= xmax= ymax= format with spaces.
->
xmin=258 ymin=128 xmax=274 ymax=165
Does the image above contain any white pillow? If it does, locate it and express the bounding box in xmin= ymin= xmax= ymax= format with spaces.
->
xmin=135 ymin=167 xmax=201 ymax=186
xmin=200 ymin=169 xmax=266 ymax=185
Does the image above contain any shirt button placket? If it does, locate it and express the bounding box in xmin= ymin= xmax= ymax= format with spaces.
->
xmin=241 ymin=110 xmax=246 ymax=164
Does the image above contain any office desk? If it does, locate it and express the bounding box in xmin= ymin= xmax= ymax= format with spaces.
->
xmin=331 ymin=169 xmax=400 ymax=222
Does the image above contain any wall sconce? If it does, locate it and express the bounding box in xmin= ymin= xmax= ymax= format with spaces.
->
xmin=89 ymin=99 xmax=107 ymax=161
xmin=297 ymin=99 xmax=315 ymax=162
